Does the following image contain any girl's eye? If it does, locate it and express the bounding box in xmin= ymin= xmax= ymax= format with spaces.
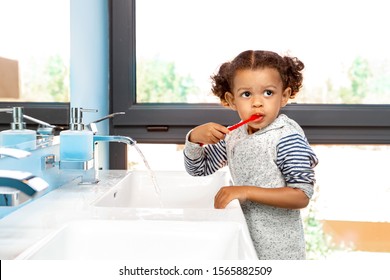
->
xmin=241 ymin=91 xmax=251 ymax=98
xmin=263 ymin=90 xmax=273 ymax=97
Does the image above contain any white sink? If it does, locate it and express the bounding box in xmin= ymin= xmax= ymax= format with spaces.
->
xmin=94 ymin=170 xmax=230 ymax=209
xmin=16 ymin=219 xmax=257 ymax=260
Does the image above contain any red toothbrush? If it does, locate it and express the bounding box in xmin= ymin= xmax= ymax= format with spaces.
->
xmin=228 ymin=114 xmax=262 ymax=131
xmin=198 ymin=114 xmax=261 ymax=146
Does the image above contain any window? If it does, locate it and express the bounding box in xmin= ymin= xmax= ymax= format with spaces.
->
xmin=0 ymin=0 xmax=69 ymax=131
xmin=110 ymin=0 xmax=390 ymax=147
xmin=135 ymin=0 xmax=390 ymax=105
xmin=0 ymin=0 xmax=70 ymax=102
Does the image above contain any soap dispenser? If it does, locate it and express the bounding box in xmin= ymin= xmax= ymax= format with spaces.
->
xmin=60 ymin=107 xmax=97 ymax=162
xmin=0 ymin=107 xmax=37 ymax=151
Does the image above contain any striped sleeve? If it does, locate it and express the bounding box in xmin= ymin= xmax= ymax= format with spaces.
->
xmin=184 ymin=138 xmax=228 ymax=177
xmin=276 ymin=134 xmax=318 ymax=197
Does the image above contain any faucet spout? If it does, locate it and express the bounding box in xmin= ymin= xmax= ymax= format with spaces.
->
xmin=93 ymin=135 xmax=136 ymax=146
xmin=0 ymin=148 xmax=32 ymax=159
xmin=0 ymin=170 xmax=49 ymax=197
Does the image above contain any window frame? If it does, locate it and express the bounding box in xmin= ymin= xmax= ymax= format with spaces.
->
xmin=110 ymin=0 xmax=390 ymax=147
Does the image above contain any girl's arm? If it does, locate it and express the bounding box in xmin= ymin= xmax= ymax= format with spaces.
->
xmin=184 ymin=123 xmax=230 ymax=177
xmin=214 ymin=185 xmax=310 ymax=209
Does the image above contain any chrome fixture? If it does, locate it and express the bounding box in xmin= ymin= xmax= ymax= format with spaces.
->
xmin=1 ymin=107 xmax=61 ymax=131
xmin=87 ymin=112 xmax=125 ymax=134
xmin=23 ymin=113 xmax=64 ymax=144
xmin=0 ymin=170 xmax=49 ymax=197
xmin=0 ymin=170 xmax=49 ymax=206
xmin=0 ymin=147 xmax=31 ymax=159
xmin=93 ymin=135 xmax=136 ymax=146
xmin=76 ymin=135 xmax=136 ymax=185
xmin=0 ymin=106 xmax=62 ymax=149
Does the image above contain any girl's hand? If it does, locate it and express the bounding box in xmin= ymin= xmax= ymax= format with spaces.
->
xmin=214 ymin=186 xmax=248 ymax=209
xmin=189 ymin=122 xmax=230 ymax=145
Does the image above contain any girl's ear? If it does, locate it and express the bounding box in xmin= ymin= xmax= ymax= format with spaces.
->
xmin=281 ymin=87 xmax=291 ymax=107
xmin=224 ymin=92 xmax=237 ymax=110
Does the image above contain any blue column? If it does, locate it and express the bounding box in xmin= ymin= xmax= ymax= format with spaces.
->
xmin=70 ymin=0 xmax=109 ymax=168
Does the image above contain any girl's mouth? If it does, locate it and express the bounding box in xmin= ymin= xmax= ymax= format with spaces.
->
xmin=250 ymin=114 xmax=264 ymax=122
xmin=228 ymin=114 xmax=263 ymax=131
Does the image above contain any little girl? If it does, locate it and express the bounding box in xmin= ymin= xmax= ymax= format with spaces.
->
xmin=183 ymin=50 xmax=318 ymax=259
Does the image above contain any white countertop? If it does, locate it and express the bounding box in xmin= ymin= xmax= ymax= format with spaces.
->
xmin=0 ymin=170 xmax=255 ymax=260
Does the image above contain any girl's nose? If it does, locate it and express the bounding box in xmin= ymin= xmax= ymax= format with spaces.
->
xmin=252 ymin=96 xmax=263 ymax=108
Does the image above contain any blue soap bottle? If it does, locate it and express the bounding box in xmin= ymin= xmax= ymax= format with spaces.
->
xmin=0 ymin=107 xmax=37 ymax=151
xmin=60 ymin=108 xmax=96 ymax=162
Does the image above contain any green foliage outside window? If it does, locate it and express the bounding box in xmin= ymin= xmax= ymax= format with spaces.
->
xmin=22 ymin=54 xmax=69 ymax=102
xmin=16 ymin=54 xmax=389 ymax=105
xmin=136 ymin=56 xmax=390 ymax=104
xmin=136 ymin=58 xmax=199 ymax=103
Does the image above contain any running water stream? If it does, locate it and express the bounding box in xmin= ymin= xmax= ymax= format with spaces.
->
xmin=93 ymin=135 xmax=162 ymax=197
xmin=133 ymin=144 xmax=161 ymax=195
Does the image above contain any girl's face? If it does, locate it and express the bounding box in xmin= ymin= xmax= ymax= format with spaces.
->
xmin=225 ymin=68 xmax=291 ymax=134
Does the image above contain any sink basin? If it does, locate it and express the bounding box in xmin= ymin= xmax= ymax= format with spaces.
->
xmin=16 ymin=219 xmax=258 ymax=259
xmin=93 ymin=170 xmax=230 ymax=209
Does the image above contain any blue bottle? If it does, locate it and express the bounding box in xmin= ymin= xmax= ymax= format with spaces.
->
xmin=0 ymin=107 xmax=36 ymax=151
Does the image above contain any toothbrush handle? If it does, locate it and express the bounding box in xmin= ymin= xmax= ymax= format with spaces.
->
xmin=228 ymin=118 xmax=251 ymax=131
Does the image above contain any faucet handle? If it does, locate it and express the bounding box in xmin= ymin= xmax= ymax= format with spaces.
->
xmin=0 ymin=108 xmax=13 ymax=113
xmin=87 ymin=112 xmax=125 ymax=134
xmin=23 ymin=114 xmax=55 ymax=128
xmin=89 ymin=112 xmax=125 ymax=125
xmin=22 ymin=114 xmax=64 ymax=131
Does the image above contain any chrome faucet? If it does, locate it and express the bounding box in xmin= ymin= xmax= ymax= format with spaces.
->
xmin=84 ymin=110 xmax=133 ymax=144
xmin=93 ymin=135 xmax=136 ymax=146
xmin=75 ymin=135 xmax=136 ymax=185
xmin=71 ymin=135 xmax=136 ymax=185
xmin=72 ymin=112 xmax=134 ymax=185
xmin=0 ymin=147 xmax=31 ymax=159
xmin=0 ymin=148 xmax=45 ymax=206
xmin=84 ymin=112 xmax=134 ymax=144
xmin=0 ymin=170 xmax=49 ymax=206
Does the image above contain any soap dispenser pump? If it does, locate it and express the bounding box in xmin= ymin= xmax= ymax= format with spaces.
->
xmin=60 ymin=107 xmax=97 ymax=164
xmin=0 ymin=107 xmax=37 ymax=151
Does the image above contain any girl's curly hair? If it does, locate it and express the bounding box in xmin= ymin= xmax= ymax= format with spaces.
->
xmin=211 ymin=50 xmax=304 ymax=103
